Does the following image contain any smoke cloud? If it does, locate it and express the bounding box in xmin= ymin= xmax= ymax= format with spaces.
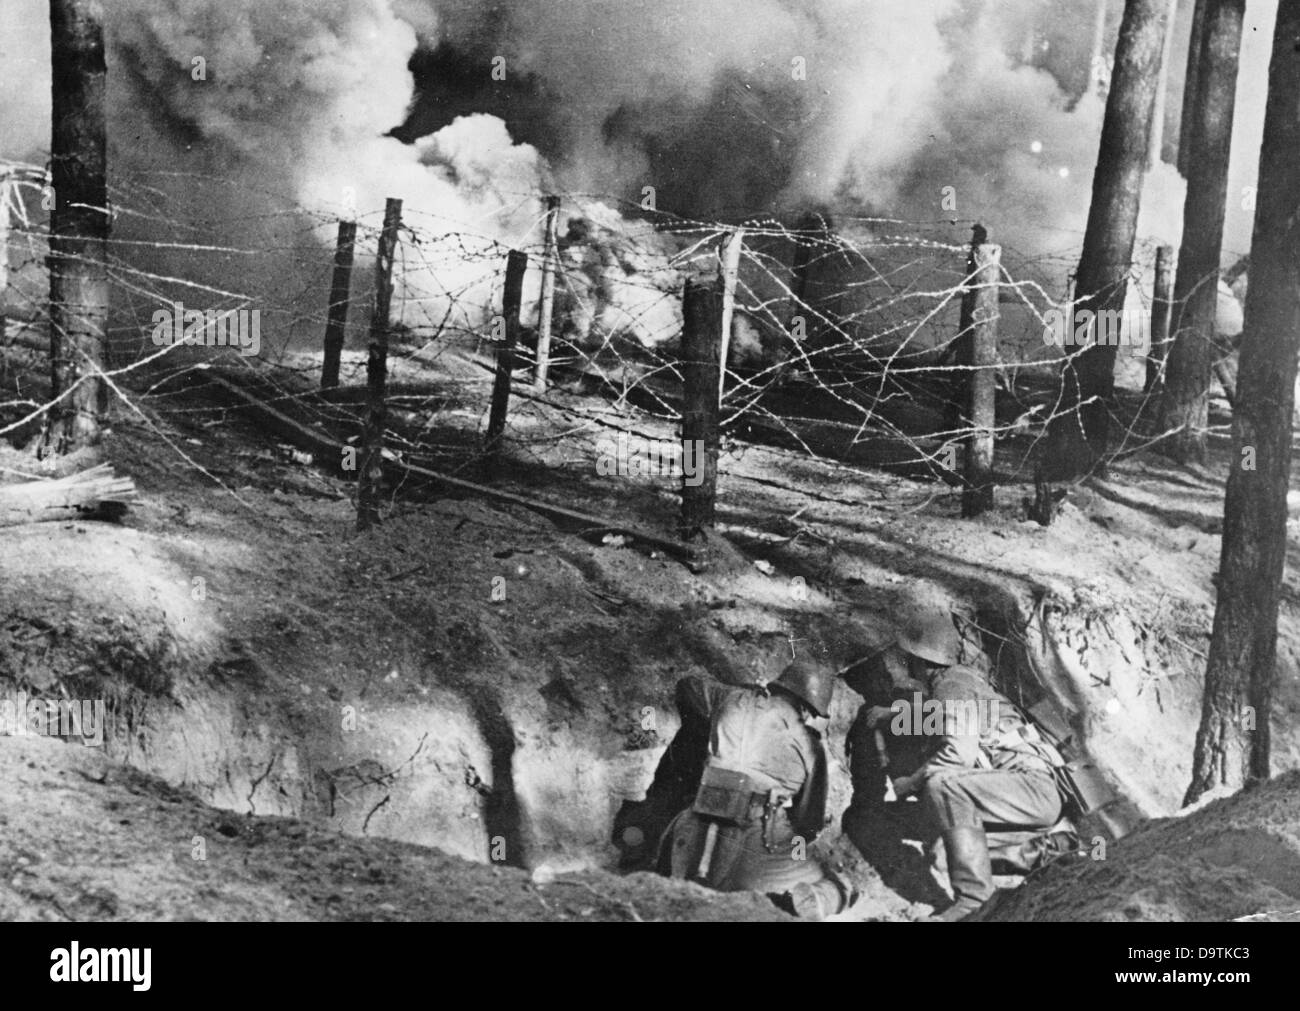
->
xmin=0 ymin=0 xmax=1277 ymax=349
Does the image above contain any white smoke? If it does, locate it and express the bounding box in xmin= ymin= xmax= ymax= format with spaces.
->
xmin=0 ymin=0 xmax=1277 ymax=349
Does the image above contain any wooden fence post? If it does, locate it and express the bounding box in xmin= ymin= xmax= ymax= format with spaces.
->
xmin=962 ymin=242 xmax=1001 ymax=518
xmin=485 ymin=249 xmax=528 ymax=477
xmin=321 ymin=219 xmax=357 ymax=389
xmin=716 ymin=228 xmax=744 ymax=403
xmin=945 ymin=223 xmax=989 ymax=441
xmin=357 ymin=198 xmax=402 ymax=532
xmin=533 ymin=196 xmax=560 ymax=391
xmin=1145 ymin=243 xmax=1175 ymax=393
xmin=680 ymin=280 xmax=721 ymax=539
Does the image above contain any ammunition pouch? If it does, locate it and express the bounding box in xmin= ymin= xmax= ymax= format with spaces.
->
xmin=692 ymin=766 xmax=760 ymax=827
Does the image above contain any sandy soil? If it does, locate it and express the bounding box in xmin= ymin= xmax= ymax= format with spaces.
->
xmin=3 ymin=340 xmax=1300 ymax=921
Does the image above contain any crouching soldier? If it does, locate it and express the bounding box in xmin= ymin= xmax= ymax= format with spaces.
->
xmin=659 ymin=659 xmax=854 ymax=920
xmin=885 ymin=614 xmax=1069 ymax=921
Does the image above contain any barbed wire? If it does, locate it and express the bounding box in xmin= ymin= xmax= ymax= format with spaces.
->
xmin=0 ymin=167 xmax=1240 ymax=514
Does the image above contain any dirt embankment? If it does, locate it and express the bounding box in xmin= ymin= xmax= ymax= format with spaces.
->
xmin=979 ymin=772 xmax=1300 ymax=922
xmin=4 ymin=346 xmax=1300 ymax=920
xmin=0 ymin=733 xmax=783 ymax=922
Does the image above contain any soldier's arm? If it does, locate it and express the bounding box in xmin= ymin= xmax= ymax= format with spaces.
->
xmin=643 ymin=676 xmax=712 ymax=807
xmin=918 ymin=670 xmax=984 ymax=775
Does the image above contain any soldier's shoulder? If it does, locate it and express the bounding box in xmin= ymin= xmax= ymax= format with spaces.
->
xmin=932 ymin=665 xmax=992 ymax=694
xmin=675 ymin=674 xmax=748 ymax=715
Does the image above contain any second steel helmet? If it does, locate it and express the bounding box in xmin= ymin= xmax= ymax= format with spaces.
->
xmin=896 ymin=612 xmax=963 ymax=667
xmin=773 ymin=658 xmax=835 ymax=717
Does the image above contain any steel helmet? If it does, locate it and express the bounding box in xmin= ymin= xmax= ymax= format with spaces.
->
xmin=896 ymin=613 xmax=962 ymax=667
xmin=773 ymin=658 xmax=835 ymax=717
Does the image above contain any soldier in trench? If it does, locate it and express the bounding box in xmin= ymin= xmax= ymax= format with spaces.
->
xmin=862 ymin=613 xmax=1076 ymax=921
xmin=617 ymin=659 xmax=853 ymax=920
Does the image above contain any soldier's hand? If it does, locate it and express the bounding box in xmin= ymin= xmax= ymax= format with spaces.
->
xmin=863 ymin=704 xmax=896 ymax=729
xmin=890 ymin=771 xmax=925 ymax=798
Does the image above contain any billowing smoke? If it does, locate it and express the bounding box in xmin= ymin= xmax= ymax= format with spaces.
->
xmin=0 ymin=0 xmax=1276 ymax=355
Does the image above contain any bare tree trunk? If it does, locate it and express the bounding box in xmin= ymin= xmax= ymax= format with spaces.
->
xmin=1144 ymin=244 xmax=1175 ymax=394
xmin=1148 ymin=0 xmax=1181 ymax=167
xmin=1177 ymin=0 xmax=1208 ymax=176
xmin=48 ymin=0 xmax=109 ymax=454
xmin=1185 ymin=0 xmax=1300 ymax=805
xmin=1046 ymin=0 xmax=1170 ymax=478
xmin=1157 ymin=0 xmax=1245 ymax=463
xmin=532 ymin=196 xmax=560 ymax=391
xmin=716 ymin=228 xmax=744 ymax=403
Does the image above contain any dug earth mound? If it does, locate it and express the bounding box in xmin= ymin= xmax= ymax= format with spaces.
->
xmin=977 ymin=771 xmax=1300 ymax=922
xmin=3 ymin=367 xmax=1300 ymax=920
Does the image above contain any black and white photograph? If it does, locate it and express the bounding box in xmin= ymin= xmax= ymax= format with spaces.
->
xmin=0 ymin=0 xmax=1295 ymax=981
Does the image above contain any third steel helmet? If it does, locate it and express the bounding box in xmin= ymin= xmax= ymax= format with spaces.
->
xmin=773 ymin=658 xmax=835 ymax=717
xmin=896 ymin=612 xmax=962 ymax=667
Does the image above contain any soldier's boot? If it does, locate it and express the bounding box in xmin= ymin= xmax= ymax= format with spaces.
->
xmin=932 ymin=825 xmax=993 ymax=921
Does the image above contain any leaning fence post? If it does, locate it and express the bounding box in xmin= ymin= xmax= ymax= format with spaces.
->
xmin=533 ymin=196 xmax=560 ymax=391
xmin=485 ymin=249 xmax=528 ymax=478
xmin=680 ymin=279 xmax=721 ymax=539
xmin=321 ymin=219 xmax=357 ymax=389
xmin=1144 ymin=244 xmax=1174 ymax=394
xmin=961 ymin=242 xmax=1001 ymax=518
xmin=716 ymin=228 xmax=744 ymax=404
xmin=357 ymin=197 xmax=402 ymax=532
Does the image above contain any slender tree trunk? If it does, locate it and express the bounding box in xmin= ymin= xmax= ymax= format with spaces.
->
xmin=1177 ymin=0 xmax=1208 ymax=176
xmin=1157 ymin=0 xmax=1245 ymax=463
xmin=1144 ymin=244 xmax=1175 ymax=394
xmin=532 ymin=196 xmax=560 ymax=391
xmin=1184 ymin=0 xmax=1300 ymax=805
xmin=1147 ymin=0 xmax=1181 ymax=167
xmin=48 ymin=0 xmax=108 ymax=453
xmin=1046 ymin=0 xmax=1170 ymax=478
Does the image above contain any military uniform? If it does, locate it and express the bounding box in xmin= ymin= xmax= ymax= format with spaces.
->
xmin=916 ymin=664 xmax=1065 ymax=918
xmin=657 ymin=672 xmax=849 ymax=919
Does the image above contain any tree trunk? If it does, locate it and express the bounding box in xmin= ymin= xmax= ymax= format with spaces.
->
xmin=1046 ymin=0 xmax=1171 ymax=478
xmin=532 ymin=196 xmax=560 ymax=391
xmin=1144 ymin=244 xmax=1175 ymax=394
xmin=48 ymin=0 xmax=109 ymax=454
xmin=1176 ymin=0 xmax=1208 ymax=176
xmin=1157 ymin=0 xmax=1245 ymax=463
xmin=1184 ymin=0 xmax=1300 ymax=805
xmin=1147 ymin=0 xmax=1181 ymax=167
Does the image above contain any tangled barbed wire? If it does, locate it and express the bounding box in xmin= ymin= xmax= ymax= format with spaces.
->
xmin=0 ymin=163 xmax=1234 ymax=507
